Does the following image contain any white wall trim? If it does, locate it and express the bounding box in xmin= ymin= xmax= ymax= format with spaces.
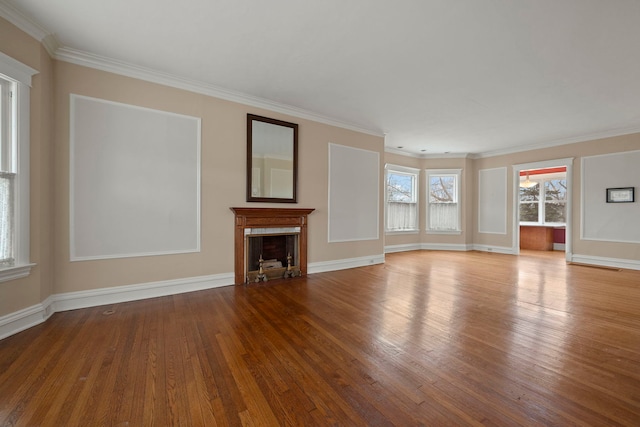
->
xmin=51 ymin=273 xmax=234 ymax=313
xmin=389 ymin=243 xmax=513 ymax=254
xmin=421 ymin=243 xmax=473 ymax=252
xmin=473 ymin=244 xmax=516 ymax=255
xmin=478 ymin=167 xmax=507 ymax=235
xmin=384 ymin=243 xmax=422 ymax=253
xmin=0 ymin=272 xmax=234 ymax=340
xmin=473 ymin=126 xmax=640 ymax=159
xmin=0 ymin=2 xmax=50 ymax=43
xmin=69 ymin=94 xmax=201 ymax=261
xmin=0 ymin=301 xmax=50 ymax=340
xmin=0 ymin=263 xmax=36 ymax=283
xmin=569 ymin=254 xmax=640 ymax=271
xmin=308 ymin=254 xmax=385 ymax=274
xmin=0 ymin=51 xmax=38 ymax=86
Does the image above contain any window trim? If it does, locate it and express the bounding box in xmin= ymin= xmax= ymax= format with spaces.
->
xmin=425 ymin=168 xmax=462 ymax=234
xmin=385 ymin=164 xmax=419 ymax=234
xmin=0 ymin=52 xmax=37 ymax=283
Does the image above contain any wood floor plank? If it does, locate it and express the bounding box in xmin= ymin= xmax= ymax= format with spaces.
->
xmin=1 ymin=250 xmax=639 ymax=426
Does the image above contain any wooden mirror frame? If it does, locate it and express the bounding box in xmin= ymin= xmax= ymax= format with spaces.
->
xmin=247 ymin=114 xmax=298 ymax=203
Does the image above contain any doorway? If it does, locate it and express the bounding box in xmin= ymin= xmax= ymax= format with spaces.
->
xmin=513 ymin=158 xmax=574 ymax=261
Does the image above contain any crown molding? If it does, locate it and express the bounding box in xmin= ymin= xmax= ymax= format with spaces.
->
xmin=387 ymin=124 xmax=640 ymax=160
xmin=384 ymin=146 xmax=471 ymax=159
xmin=54 ymin=47 xmax=384 ymax=138
xmin=0 ymin=1 xmax=49 ymax=42
xmin=41 ymin=34 xmax=62 ymax=58
xmin=472 ymin=125 xmax=640 ymax=159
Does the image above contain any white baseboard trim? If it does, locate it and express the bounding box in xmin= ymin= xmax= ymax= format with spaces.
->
xmin=569 ymin=254 xmax=640 ymax=271
xmin=472 ymin=244 xmax=516 ymax=255
xmin=0 ymin=302 xmax=50 ymax=341
xmin=554 ymin=243 xmax=566 ymax=251
xmin=387 ymin=243 xmax=515 ymax=254
xmin=308 ymin=254 xmax=385 ymax=274
xmin=421 ymin=243 xmax=474 ymax=251
xmin=384 ymin=244 xmax=422 ymax=253
xmin=0 ymin=272 xmax=234 ymax=340
xmin=50 ymin=272 xmax=234 ymax=313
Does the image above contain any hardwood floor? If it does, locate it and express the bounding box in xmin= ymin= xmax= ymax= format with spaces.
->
xmin=1 ymin=250 xmax=639 ymax=426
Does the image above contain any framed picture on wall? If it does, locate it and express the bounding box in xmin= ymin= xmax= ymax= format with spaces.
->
xmin=606 ymin=187 xmax=635 ymax=203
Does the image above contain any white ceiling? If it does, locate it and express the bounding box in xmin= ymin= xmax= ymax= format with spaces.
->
xmin=4 ymin=0 xmax=640 ymax=157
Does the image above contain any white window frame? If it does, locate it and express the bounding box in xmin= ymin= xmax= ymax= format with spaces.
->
xmin=385 ymin=164 xmax=419 ymax=233
xmin=519 ymin=174 xmax=567 ymax=226
xmin=426 ymin=168 xmax=462 ymax=234
xmin=0 ymin=52 xmax=37 ymax=282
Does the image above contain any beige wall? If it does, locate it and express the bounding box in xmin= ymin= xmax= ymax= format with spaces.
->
xmin=472 ymin=134 xmax=640 ymax=260
xmin=0 ymin=18 xmax=54 ymax=316
xmin=53 ymin=61 xmax=385 ymax=294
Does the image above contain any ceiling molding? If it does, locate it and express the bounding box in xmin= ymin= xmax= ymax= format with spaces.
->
xmin=0 ymin=1 xmax=49 ymax=42
xmin=53 ymin=46 xmax=384 ymax=138
xmin=472 ymin=125 xmax=640 ymax=159
xmin=384 ymin=147 xmax=420 ymax=158
xmin=41 ymin=34 xmax=62 ymax=58
xmin=384 ymin=146 xmax=470 ymax=159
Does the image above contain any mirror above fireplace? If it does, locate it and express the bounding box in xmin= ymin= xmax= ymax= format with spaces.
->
xmin=247 ymin=114 xmax=298 ymax=203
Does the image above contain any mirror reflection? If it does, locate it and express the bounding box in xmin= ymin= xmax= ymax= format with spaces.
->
xmin=247 ymin=114 xmax=298 ymax=202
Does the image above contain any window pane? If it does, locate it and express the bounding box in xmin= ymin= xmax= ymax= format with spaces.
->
xmin=545 ymin=179 xmax=567 ymax=201
xmin=387 ymin=172 xmax=414 ymax=202
xmin=519 ymin=185 xmax=539 ymax=202
xmin=429 ymin=203 xmax=458 ymax=230
xmin=519 ymin=202 xmax=538 ymax=222
xmin=0 ymin=173 xmax=14 ymax=265
xmin=387 ymin=202 xmax=417 ymax=231
xmin=545 ymin=202 xmax=566 ymax=223
xmin=430 ymin=175 xmax=456 ymax=203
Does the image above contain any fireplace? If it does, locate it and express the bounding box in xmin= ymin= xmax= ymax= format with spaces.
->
xmin=230 ymin=208 xmax=314 ymax=284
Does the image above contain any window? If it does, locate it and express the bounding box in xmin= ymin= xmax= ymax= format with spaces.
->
xmin=519 ymin=175 xmax=567 ymax=225
xmin=385 ymin=165 xmax=418 ymax=232
xmin=426 ymin=169 xmax=461 ymax=233
xmin=0 ymin=76 xmax=15 ymax=267
xmin=0 ymin=52 xmax=36 ymax=282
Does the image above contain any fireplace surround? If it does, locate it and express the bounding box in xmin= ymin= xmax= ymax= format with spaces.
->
xmin=230 ymin=207 xmax=314 ymax=284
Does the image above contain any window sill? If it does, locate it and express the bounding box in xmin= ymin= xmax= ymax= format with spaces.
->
xmin=0 ymin=263 xmax=36 ymax=283
xmin=426 ymin=230 xmax=462 ymax=235
xmin=386 ymin=230 xmax=420 ymax=235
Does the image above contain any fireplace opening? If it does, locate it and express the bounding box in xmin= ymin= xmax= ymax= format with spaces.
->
xmin=246 ymin=232 xmax=299 ymax=282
